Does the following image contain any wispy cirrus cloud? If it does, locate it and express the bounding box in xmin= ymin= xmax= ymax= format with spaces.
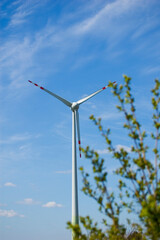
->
xmin=53 ymin=119 xmax=71 ymax=142
xmin=131 ymin=18 xmax=160 ymax=40
xmin=0 ymin=133 xmax=31 ymax=144
xmin=0 ymin=133 xmax=40 ymax=144
xmin=142 ymin=66 xmax=160 ymax=75
xmin=8 ymin=0 xmax=49 ymax=27
xmin=73 ymin=0 xmax=141 ymax=36
xmin=0 ymin=0 xmax=159 ymax=97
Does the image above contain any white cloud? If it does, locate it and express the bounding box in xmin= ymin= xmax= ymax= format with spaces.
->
xmin=116 ymin=144 xmax=131 ymax=153
xmin=97 ymin=149 xmax=109 ymax=155
xmin=17 ymin=198 xmax=40 ymax=205
xmin=4 ymin=182 xmax=16 ymax=187
xmin=42 ymin=201 xmax=63 ymax=208
xmin=0 ymin=209 xmax=24 ymax=218
xmin=97 ymin=144 xmax=131 ymax=155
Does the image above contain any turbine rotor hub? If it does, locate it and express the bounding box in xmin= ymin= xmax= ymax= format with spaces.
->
xmin=71 ymin=102 xmax=79 ymax=111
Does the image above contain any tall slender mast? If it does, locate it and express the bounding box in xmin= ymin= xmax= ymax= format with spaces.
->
xmin=72 ymin=110 xmax=79 ymax=239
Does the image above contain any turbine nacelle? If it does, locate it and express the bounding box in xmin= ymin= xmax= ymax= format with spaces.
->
xmin=71 ymin=102 xmax=79 ymax=111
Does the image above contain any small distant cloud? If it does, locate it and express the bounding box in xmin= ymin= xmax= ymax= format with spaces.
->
xmin=55 ymin=170 xmax=71 ymax=174
xmin=17 ymin=198 xmax=40 ymax=205
xmin=116 ymin=144 xmax=131 ymax=153
xmin=97 ymin=149 xmax=109 ymax=155
xmin=97 ymin=144 xmax=131 ymax=155
xmin=0 ymin=209 xmax=24 ymax=218
xmin=42 ymin=201 xmax=63 ymax=208
xmin=4 ymin=182 xmax=16 ymax=187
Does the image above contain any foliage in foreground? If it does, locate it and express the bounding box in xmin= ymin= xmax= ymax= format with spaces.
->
xmin=67 ymin=76 xmax=160 ymax=240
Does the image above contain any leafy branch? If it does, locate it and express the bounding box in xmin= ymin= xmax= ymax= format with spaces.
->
xmin=67 ymin=76 xmax=160 ymax=240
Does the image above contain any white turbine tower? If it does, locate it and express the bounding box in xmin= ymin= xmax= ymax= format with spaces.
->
xmin=28 ymin=80 xmax=116 ymax=239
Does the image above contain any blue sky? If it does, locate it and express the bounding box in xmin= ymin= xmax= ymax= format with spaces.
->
xmin=0 ymin=0 xmax=160 ymax=239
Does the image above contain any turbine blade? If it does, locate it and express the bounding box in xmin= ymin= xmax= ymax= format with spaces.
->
xmin=28 ymin=80 xmax=72 ymax=107
xmin=75 ymin=110 xmax=81 ymax=158
xmin=77 ymin=82 xmax=116 ymax=105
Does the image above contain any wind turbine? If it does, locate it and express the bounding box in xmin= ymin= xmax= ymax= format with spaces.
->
xmin=28 ymin=80 xmax=116 ymax=238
